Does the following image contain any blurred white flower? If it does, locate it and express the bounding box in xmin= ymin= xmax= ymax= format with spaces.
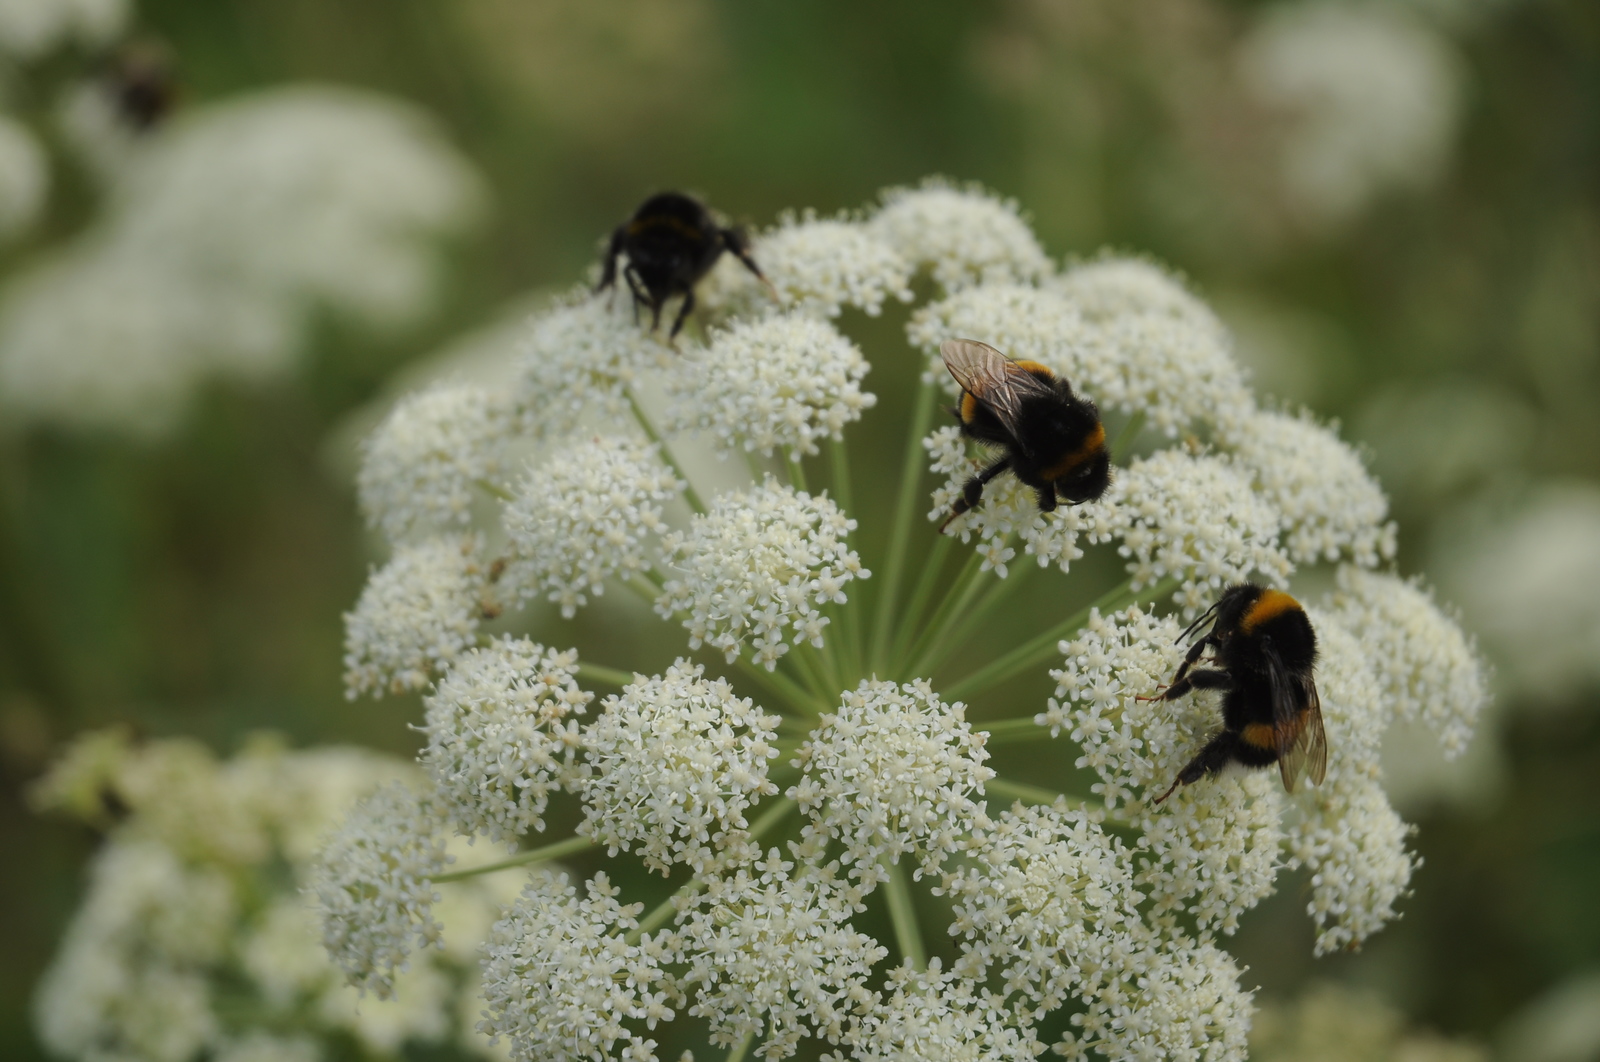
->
xmin=656 ymin=480 xmax=868 ymax=669
xmin=359 ymin=382 xmax=514 ymax=544
xmin=33 ymin=732 xmax=509 ymax=1062
xmin=1254 ymin=982 xmax=1488 ymax=1062
xmin=753 ymin=212 xmax=914 ymax=318
xmin=1499 ymin=969 xmax=1600 ymax=1062
xmin=0 ymin=86 xmax=482 ymax=436
xmin=0 ymin=113 xmax=46 ymax=240
xmin=1433 ymin=482 xmax=1600 ymax=701
xmin=667 ymin=313 xmax=877 ymax=459
xmin=0 ymin=0 xmax=125 ymax=58
xmin=870 ymin=179 xmax=1051 ymax=291
xmin=1239 ymin=1 xmax=1464 ymax=228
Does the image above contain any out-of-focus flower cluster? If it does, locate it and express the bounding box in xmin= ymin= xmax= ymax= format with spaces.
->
xmin=322 ymin=179 xmax=1489 ymax=1062
xmin=31 ymin=729 xmax=514 ymax=1062
xmin=0 ymin=3 xmax=482 ymax=437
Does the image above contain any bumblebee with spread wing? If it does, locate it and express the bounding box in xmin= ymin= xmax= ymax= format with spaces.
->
xmin=938 ymin=338 xmax=1110 ymax=532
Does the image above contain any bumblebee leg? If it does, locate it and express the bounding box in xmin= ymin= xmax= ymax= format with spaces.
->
xmin=1163 ymin=634 xmax=1215 ymax=691
xmin=623 ymin=266 xmax=649 ymax=326
xmin=669 ymin=288 xmax=697 ymax=340
xmin=722 ymin=227 xmax=778 ymax=298
xmin=1161 ymin=667 xmax=1231 ymax=702
xmin=1154 ymin=730 xmax=1242 ymax=804
xmin=940 ymin=456 xmax=1012 ymax=534
xmin=1035 ymin=486 xmax=1057 ymax=513
xmin=597 ymin=227 xmax=625 ymax=293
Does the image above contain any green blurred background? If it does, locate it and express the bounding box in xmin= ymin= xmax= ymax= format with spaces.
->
xmin=2 ymin=0 xmax=1598 ymax=1058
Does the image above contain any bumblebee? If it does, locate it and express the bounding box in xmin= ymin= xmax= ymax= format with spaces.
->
xmin=937 ymin=338 xmax=1111 ymax=533
xmin=104 ymin=40 xmax=178 ymax=131
xmin=1148 ymin=583 xmax=1328 ymax=804
xmin=598 ymin=192 xmax=768 ymax=339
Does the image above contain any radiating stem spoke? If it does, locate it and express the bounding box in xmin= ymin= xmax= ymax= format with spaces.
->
xmin=870 ymin=379 xmax=936 ymax=672
xmin=576 ymin=661 xmax=636 ymax=688
xmin=881 ymin=857 xmax=926 ymax=971
xmin=628 ymin=387 xmax=705 ymax=514
xmin=433 ymin=834 xmax=596 ymax=883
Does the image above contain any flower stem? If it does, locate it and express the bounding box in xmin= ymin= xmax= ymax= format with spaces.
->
xmin=627 ymin=387 xmax=705 ymax=514
xmin=887 ymin=531 xmax=953 ymax=668
xmin=433 ymin=834 xmax=596 ymax=883
xmin=881 ymin=858 xmax=926 ymax=971
xmin=985 ymin=776 xmax=1091 ymax=809
xmin=786 ymin=452 xmax=810 ymax=494
xmin=577 ymin=662 xmax=635 ymax=688
xmin=1110 ymin=410 xmax=1147 ymax=464
xmin=980 ymin=717 xmax=1047 ymax=745
xmin=904 ymin=544 xmax=1004 ymax=678
xmin=474 ymin=477 xmax=514 ymax=502
xmin=626 ymin=797 xmax=797 ymax=943
xmin=828 ymin=438 xmax=865 ymax=680
xmin=731 ymin=657 xmax=826 ymax=718
xmin=896 ymin=546 xmax=986 ymax=676
xmin=725 ymin=1030 xmax=757 ymax=1062
xmin=943 ymin=575 xmax=1178 ymax=701
xmin=869 ymin=378 xmax=937 ymax=673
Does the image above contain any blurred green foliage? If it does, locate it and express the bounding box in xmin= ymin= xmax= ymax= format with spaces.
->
xmin=2 ymin=0 xmax=1597 ymax=1059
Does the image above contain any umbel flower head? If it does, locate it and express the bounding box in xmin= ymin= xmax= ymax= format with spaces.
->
xmin=326 ymin=180 xmax=1489 ymax=1061
xmin=31 ymin=729 xmax=518 ymax=1062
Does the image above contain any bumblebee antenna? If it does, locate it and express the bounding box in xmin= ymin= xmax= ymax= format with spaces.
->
xmin=1176 ymin=600 xmax=1221 ymax=644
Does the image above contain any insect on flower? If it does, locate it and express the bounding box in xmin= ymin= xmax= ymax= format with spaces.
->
xmin=598 ymin=191 xmax=771 ymax=339
xmin=938 ymin=337 xmax=1111 ymax=532
xmin=1148 ymin=582 xmax=1329 ymax=803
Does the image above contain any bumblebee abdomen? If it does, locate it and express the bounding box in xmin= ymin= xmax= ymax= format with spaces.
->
xmin=1039 ymin=422 xmax=1107 ymax=482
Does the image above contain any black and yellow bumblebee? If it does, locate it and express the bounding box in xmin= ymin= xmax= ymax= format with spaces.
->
xmin=937 ymin=338 xmax=1111 ymax=533
xmin=104 ymin=39 xmax=178 ymax=131
xmin=1148 ymin=583 xmax=1328 ymax=803
xmin=598 ymin=192 xmax=768 ymax=339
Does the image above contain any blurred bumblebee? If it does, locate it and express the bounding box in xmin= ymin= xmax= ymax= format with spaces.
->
xmin=598 ymin=191 xmax=769 ymax=339
xmin=937 ymin=338 xmax=1110 ymax=532
xmin=1147 ymin=583 xmax=1328 ymax=803
xmin=104 ymin=39 xmax=179 ymax=131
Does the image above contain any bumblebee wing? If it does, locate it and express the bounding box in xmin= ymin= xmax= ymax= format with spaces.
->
xmin=940 ymin=338 xmax=1056 ymax=437
xmin=1265 ymin=640 xmax=1325 ymax=793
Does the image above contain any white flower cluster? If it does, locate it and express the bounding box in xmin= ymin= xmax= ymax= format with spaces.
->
xmin=578 ymin=662 xmax=780 ymax=874
xmin=790 ymin=679 xmax=994 ymax=880
xmin=421 ymin=636 xmax=593 ymax=844
xmin=0 ymin=87 xmax=482 ymax=436
xmin=656 ymin=481 xmax=868 ymax=669
xmin=668 ymin=313 xmax=877 ymax=458
xmin=478 ymin=870 xmax=674 ymax=1062
xmin=0 ymin=114 xmax=47 ymax=242
xmin=502 ymin=435 xmax=683 ymax=617
xmin=1225 ymin=409 xmax=1395 ymax=567
xmin=0 ymin=0 xmax=125 ymax=58
xmin=33 ymin=732 xmax=511 ymax=1062
xmin=343 ymin=533 xmax=490 ymax=698
xmin=309 ymin=781 xmax=450 ymax=998
xmin=314 ymin=178 xmax=1487 ymax=1062
xmin=1093 ymin=447 xmax=1293 ymax=617
xmin=870 ymin=180 xmax=1051 ymax=291
xmin=668 ymin=849 xmax=884 ymax=1057
xmin=358 ymin=382 xmax=513 ymax=543
xmin=751 ymin=212 xmax=914 ymax=318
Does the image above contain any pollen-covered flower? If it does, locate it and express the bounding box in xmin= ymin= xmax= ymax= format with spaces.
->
xmin=869 ymin=180 xmax=1051 ymax=291
xmin=1225 ymin=409 xmax=1395 ymax=567
xmin=752 ymin=212 xmax=914 ymax=319
xmin=667 ymin=313 xmax=876 ymax=459
xmin=578 ymin=661 xmax=780 ymax=874
xmin=791 ymin=679 xmax=993 ymax=879
xmin=477 ymin=870 xmax=674 ymax=1062
xmin=343 ymin=533 xmax=490 ymax=698
xmin=502 ymin=435 xmax=683 ymax=617
xmin=420 ymin=637 xmax=592 ymax=844
xmin=358 ymin=382 xmax=513 ymax=543
xmin=656 ymin=480 xmax=868 ymax=669
xmin=670 ymin=849 xmax=884 ymax=1057
xmin=309 ymin=781 xmax=450 ymax=999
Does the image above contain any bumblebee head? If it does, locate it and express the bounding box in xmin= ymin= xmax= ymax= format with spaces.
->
xmin=1057 ymin=447 xmax=1112 ymax=505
